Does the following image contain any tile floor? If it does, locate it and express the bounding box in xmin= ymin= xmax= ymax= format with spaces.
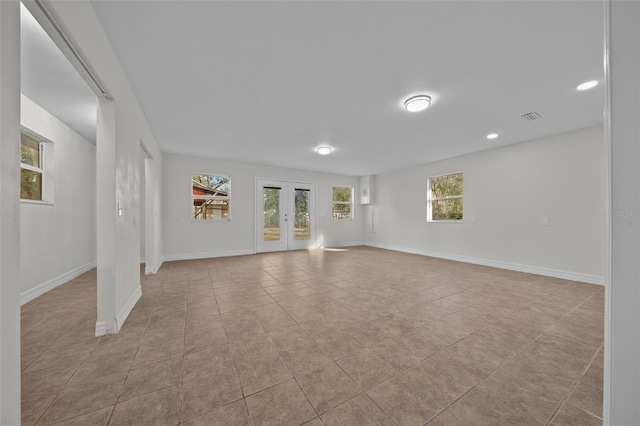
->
xmin=21 ymin=246 xmax=604 ymax=425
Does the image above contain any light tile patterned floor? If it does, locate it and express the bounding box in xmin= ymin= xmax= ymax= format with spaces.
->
xmin=21 ymin=246 xmax=604 ymax=425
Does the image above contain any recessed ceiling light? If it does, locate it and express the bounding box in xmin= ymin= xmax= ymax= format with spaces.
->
xmin=404 ymin=95 xmax=431 ymax=112
xmin=486 ymin=133 xmax=499 ymax=140
xmin=316 ymin=146 xmax=333 ymax=155
xmin=577 ymin=80 xmax=598 ymax=91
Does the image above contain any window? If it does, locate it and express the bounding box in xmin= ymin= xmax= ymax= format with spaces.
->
xmin=192 ymin=173 xmax=230 ymax=220
xmin=427 ymin=172 xmax=463 ymax=222
xmin=332 ymin=186 xmax=353 ymax=219
xmin=20 ymin=132 xmax=45 ymax=201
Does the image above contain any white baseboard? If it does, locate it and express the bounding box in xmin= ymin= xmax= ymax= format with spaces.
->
xmin=163 ymin=249 xmax=255 ymax=262
xmin=94 ymin=318 xmax=117 ymax=336
xmin=364 ymin=242 xmax=605 ymax=285
xmin=95 ymin=284 xmax=142 ymax=337
xmin=117 ymin=284 xmax=142 ymax=328
xmin=163 ymin=244 xmax=368 ymax=262
xmin=20 ymin=261 xmax=97 ymax=305
xmin=145 ymin=257 xmax=164 ymax=275
xmin=321 ymin=241 xmax=366 ymax=249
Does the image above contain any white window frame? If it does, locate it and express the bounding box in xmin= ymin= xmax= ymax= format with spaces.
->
xmin=332 ymin=185 xmax=354 ymax=220
xmin=427 ymin=172 xmax=463 ymax=223
xmin=191 ymin=173 xmax=230 ymax=221
xmin=20 ymin=129 xmax=53 ymax=204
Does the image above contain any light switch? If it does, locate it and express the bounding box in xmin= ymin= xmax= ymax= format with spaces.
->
xmin=471 ymin=216 xmax=477 ymax=224
xmin=540 ymin=217 xmax=548 ymax=227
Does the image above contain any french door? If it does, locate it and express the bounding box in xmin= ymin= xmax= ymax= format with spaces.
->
xmin=256 ymin=179 xmax=316 ymax=253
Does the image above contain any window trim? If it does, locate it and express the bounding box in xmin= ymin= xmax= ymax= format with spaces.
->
xmin=427 ymin=172 xmax=464 ymax=223
xmin=20 ymin=129 xmax=51 ymax=204
xmin=191 ymin=172 xmax=231 ymax=222
xmin=332 ymin=185 xmax=354 ymax=220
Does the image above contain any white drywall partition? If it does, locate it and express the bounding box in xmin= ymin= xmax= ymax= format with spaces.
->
xmin=0 ymin=1 xmax=21 ymax=423
xmin=45 ymin=0 xmax=163 ymax=334
xmin=604 ymin=1 xmax=640 ymax=423
xmin=96 ymin=97 xmax=118 ymax=334
xmin=144 ymin=150 xmax=163 ymax=274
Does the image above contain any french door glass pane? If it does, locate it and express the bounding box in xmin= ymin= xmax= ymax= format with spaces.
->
xmin=294 ymin=189 xmax=310 ymax=240
xmin=263 ymin=187 xmax=281 ymax=241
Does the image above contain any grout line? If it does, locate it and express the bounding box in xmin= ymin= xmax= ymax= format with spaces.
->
xmin=293 ymin=375 xmax=322 ymax=419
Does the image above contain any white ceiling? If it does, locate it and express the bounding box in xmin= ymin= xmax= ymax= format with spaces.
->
xmin=25 ymin=1 xmax=604 ymax=176
xmin=20 ymin=3 xmax=97 ymax=143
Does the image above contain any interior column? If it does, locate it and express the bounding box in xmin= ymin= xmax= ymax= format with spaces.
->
xmin=96 ymin=97 xmax=118 ymax=335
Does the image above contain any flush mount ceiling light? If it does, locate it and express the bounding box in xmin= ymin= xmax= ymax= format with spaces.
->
xmin=577 ymin=80 xmax=598 ymax=91
xmin=404 ymin=95 xmax=431 ymax=112
xmin=486 ymin=133 xmax=499 ymax=140
xmin=316 ymin=146 xmax=333 ymax=155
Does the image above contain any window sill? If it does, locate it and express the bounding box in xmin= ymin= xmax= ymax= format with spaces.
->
xmin=428 ymin=220 xmax=464 ymax=224
xmin=20 ymin=199 xmax=54 ymax=206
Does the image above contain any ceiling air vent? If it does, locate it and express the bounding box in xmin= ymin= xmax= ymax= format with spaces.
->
xmin=521 ymin=111 xmax=542 ymax=121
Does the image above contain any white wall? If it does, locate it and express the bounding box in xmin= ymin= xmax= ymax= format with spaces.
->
xmin=163 ymin=154 xmax=363 ymax=259
xmin=0 ymin=2 xmax=22 ymax=423
xmin=604 ymin=1 xmax=640 ymax=423
xmin=19 ymin=95 xmax=96 ymax=302
xmin=47 ymin=0 xmax=163 ymax=334
xmin=364 ymin=126 xmax=606 ymax=283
